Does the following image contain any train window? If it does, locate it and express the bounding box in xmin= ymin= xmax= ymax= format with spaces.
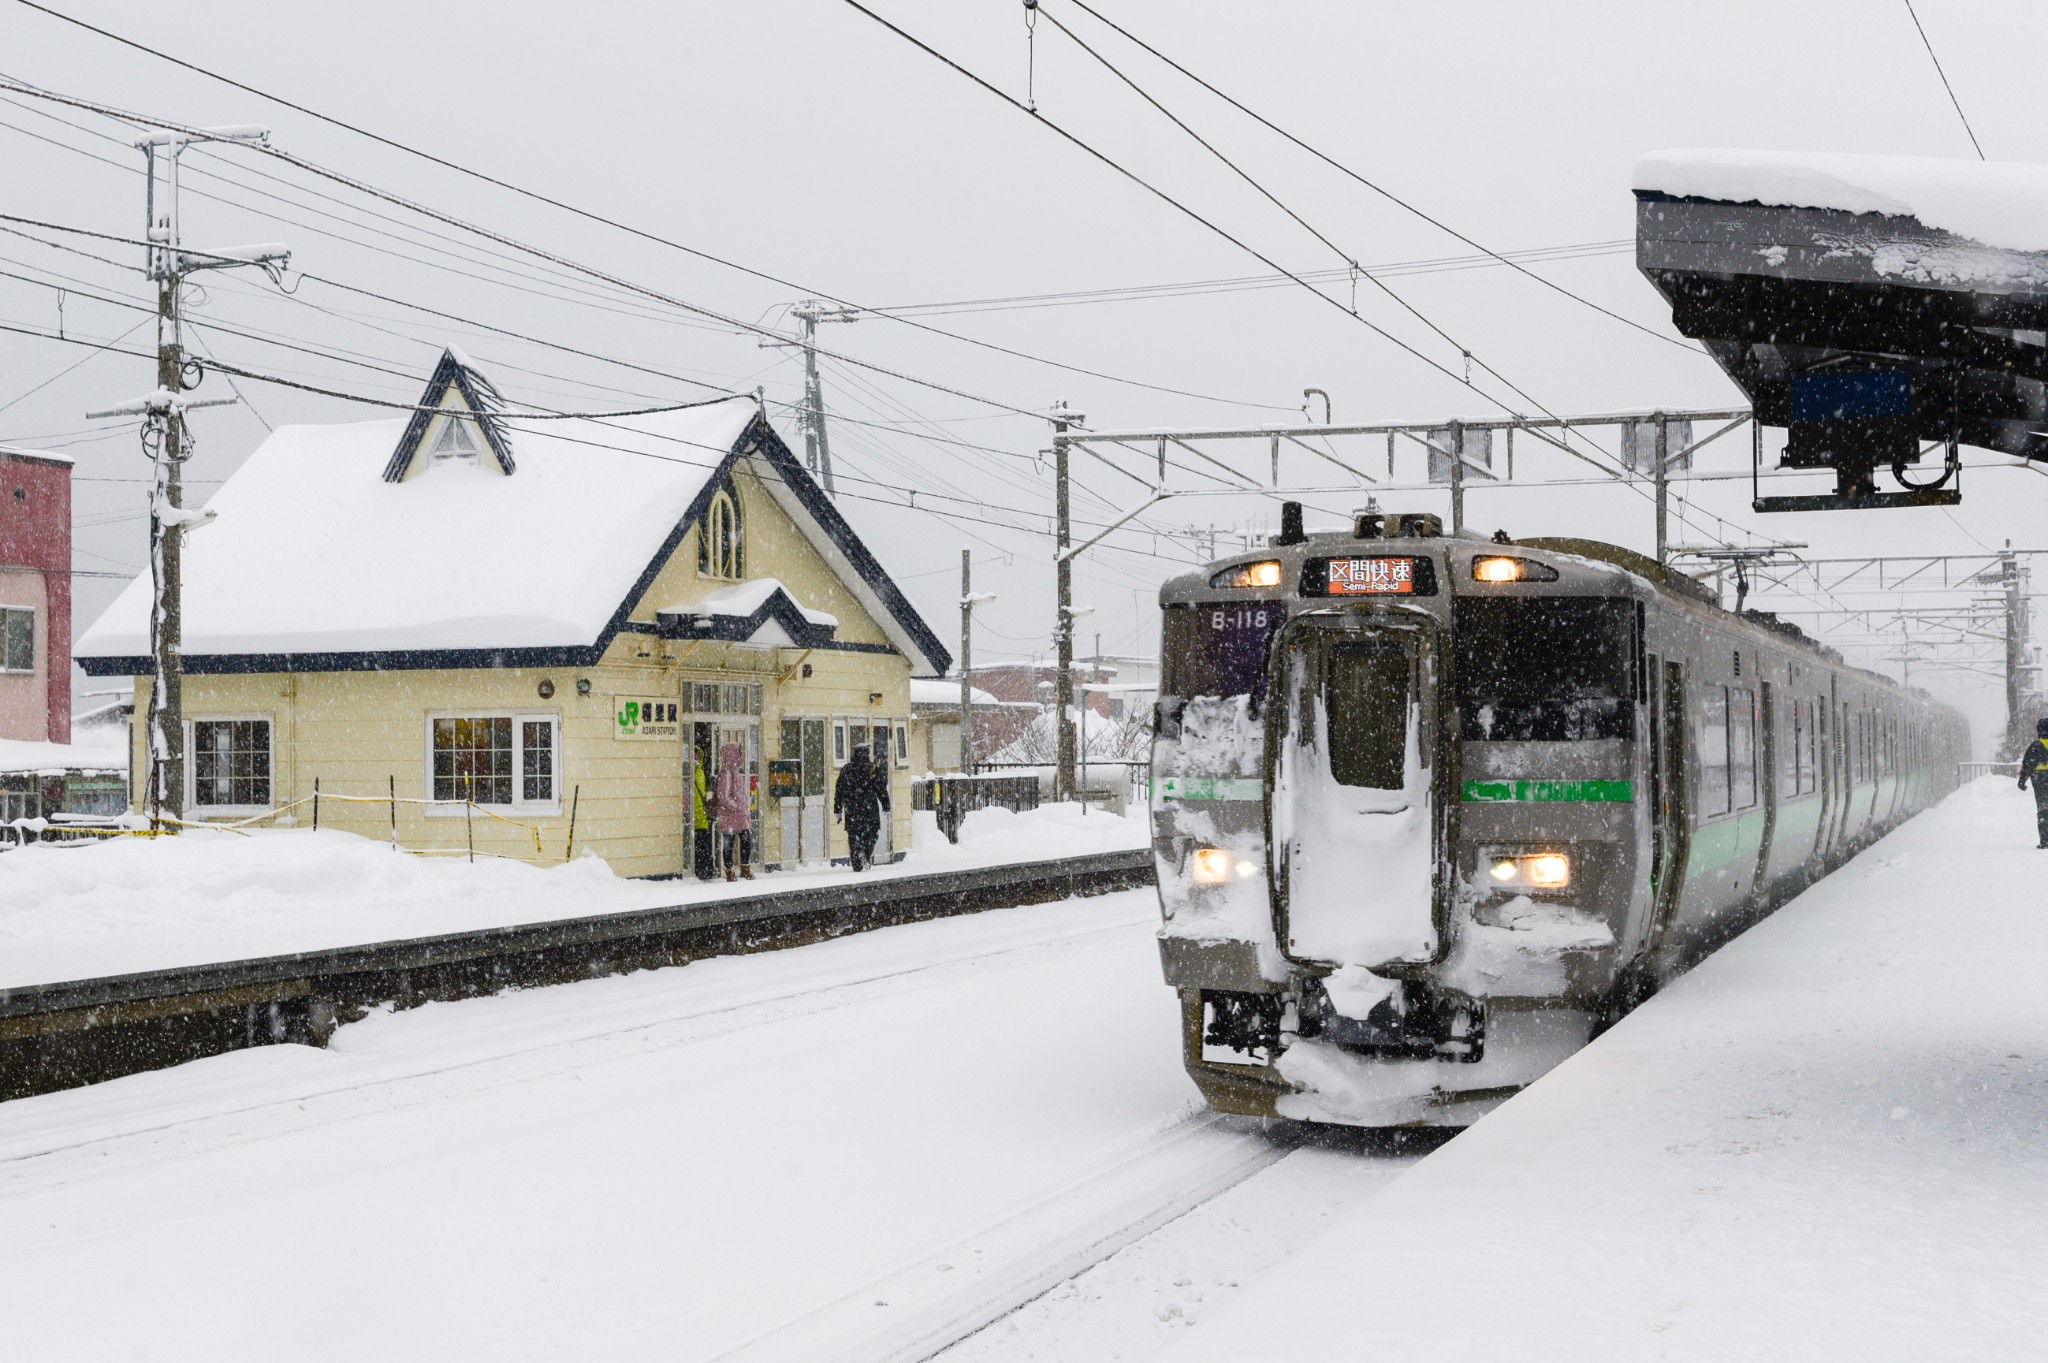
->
xmin=1160 ymin=602 xmax=1284 ymax=705
xmin=1453 ymin=597 xmax=1635 ymax=742
xmin=1700 ymin=686 xmax=1731 ymax=815
xmin=1730 ymin=688 xmax=1757 ymax=810
xmin=1325 ymin=641 xmax=1411 ymax=790
xmin=1780 ymin=698 xmax=1801 ymax=800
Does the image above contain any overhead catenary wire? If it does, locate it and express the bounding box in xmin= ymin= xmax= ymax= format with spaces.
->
xmin=0 ymin=14 xmax=1295 ymax=413
xmin=1901 ymin=0 xmax=1985 ymax=160
xmin=1055 ymin=0 xmax=1704 ymax=354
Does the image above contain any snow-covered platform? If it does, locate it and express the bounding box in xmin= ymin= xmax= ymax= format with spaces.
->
xmin=1165 ymin=777 xmax=2048 ymax=1362
xmin=0 ymin=803 xmax=1147 ymax=993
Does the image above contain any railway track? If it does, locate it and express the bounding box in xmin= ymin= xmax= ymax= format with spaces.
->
xmin=0 ymin=847 xmax=1153 ymax=1102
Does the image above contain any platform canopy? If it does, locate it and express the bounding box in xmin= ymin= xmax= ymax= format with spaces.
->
xmin=1634 ymin=148 xmax=2048 ymax=501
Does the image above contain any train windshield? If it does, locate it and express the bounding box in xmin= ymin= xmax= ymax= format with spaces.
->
xmin=1160 ymin=603 xmax=1283 ymax=701
xmin=1454 ymin=597 xmax=1635 ymax=741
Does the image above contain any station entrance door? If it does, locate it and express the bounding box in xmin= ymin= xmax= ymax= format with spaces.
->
xmin=779 ymin=717 xmax=829 ymax=866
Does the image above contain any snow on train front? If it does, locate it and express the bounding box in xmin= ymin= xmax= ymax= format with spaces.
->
xmin=1151 ymin=510 xmax=1645 ymax=1129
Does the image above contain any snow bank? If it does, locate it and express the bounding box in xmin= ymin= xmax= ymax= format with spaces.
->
xmin=1165 ymin=778 xmax=2048 ymax=1362
xmin=0 ymin=801 xmax=1146 ymax=990
xmin=1635 ymin=147 xmax=2048 ymax=253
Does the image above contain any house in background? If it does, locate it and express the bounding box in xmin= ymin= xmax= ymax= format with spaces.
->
xmin=907 ymin=677 xmax=1038 ymax=773
xmin=76 ymin=350 xmax=950 ymax=874
xmin=0 ymin=445 xmax=125 ymax=828
xmin=0 ymin=445 xmax=71 ymax=745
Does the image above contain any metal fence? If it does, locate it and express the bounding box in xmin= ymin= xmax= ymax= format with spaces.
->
xmin=1960 ymin=762 xmax=2021 ymax=781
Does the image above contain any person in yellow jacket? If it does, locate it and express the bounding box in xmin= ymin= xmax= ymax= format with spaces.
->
xmin=692 ymin=757 xmax=717 ymax=878
xmin=2018 ymin=717 xmax=2048 ymax=849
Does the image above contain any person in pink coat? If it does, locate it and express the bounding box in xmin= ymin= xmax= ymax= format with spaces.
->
xmin=712 ymin=743 xmax=753 ymax=881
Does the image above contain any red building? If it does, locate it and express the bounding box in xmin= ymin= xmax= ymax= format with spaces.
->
xmin=0 ymin=448 xmax=72 ymax=743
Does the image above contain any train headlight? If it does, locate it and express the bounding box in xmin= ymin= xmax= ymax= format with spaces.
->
xmin=1209 ymin=559 xmax=1283 ymax=589
xmin=1481 ymin=850 xmax=1572 ymax=890
xmin=1471 ymin=555 xmax=1560 ymax=584
xmin=1191 ymin=847 xmax=1233 ymax=884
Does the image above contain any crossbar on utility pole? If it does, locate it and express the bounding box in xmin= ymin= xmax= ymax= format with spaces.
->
xmin=89 ymin=124 xmax=286 ymax=827
xmin=791 ymin=300 xmax=857 ymax=495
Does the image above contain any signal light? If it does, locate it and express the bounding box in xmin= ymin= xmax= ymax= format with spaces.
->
xmin=1482 ymin=850 xmax=1572 ymax=891
xmin=1210 ymin=559 xmax=1283 ymax=589
xmin=1471 ymin=555 xmax=1559 ymax=584
xmin=1191 ymin=847 xmax=1233 ymax=884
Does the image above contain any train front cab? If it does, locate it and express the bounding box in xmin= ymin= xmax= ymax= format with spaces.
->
xmin=1156 ymin=529 xmax=1966 ymax=1130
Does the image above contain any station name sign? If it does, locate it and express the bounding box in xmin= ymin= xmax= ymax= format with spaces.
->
xmin=1300 ymin=555 xmax=1439 ymax=598
xmin=615 ymin=697 xmax=681 ymax=740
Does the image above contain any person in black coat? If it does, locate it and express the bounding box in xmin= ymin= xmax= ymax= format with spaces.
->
xmin=834 ymin=743 xmax=891 ymax=871
xmin=2018 ymin=717 xmax=2048 ymax=848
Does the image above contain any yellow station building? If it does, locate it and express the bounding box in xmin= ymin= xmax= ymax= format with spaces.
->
xmin=75 ymin=350 xmax=952 ymax=877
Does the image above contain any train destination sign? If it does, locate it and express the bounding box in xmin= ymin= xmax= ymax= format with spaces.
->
xmin=1300 ymin=555 xmax=1439 ymax=597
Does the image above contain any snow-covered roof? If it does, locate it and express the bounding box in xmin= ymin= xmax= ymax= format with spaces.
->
xmin=77 ymin=350 xmax=952 ymax=677
xmin=77 ymin=397 xmax=758 ymax=660
xmin=1634 ymin=148 xmax=2048 ymax=253
xmin=909 ymin=678 xmax=1010 ymax=711
xmin=0 ymin=737 xmax=125 ymax=776
xmin=0 ymin=446 xmax=73 ymax=466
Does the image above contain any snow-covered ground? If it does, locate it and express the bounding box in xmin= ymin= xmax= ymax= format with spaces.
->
xmin=0 ymin=802 xmax=1147 ymax=989
xmin=1163 ymin=777 xmax=2048 ymax=1363
xmin=0 ymin=888 xmax=1414 ymax=1362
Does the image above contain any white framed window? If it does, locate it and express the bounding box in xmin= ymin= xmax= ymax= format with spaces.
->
xmin=893 ymin=720 xmax=909 ymax=768
xmin=699 ymin=480 xmax=744 ymax=580
xmin=0 ymin=606 xmax=32 ymax=672
xmin=430 ymin=413 xmax=480 ymax=463
xmin=188 ymin=716 xmax=274 ymax=812
xmin=427 ymin=712 xmax=558 ymax=812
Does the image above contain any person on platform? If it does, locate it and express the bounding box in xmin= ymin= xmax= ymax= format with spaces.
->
xmin=2018 ymin=717 xmax=2048 ymax=848
xmin=834 ymin=743 xmax=890 ymax=871
xmin=714 ymin=742 xmax=754 ymax=881
xmin=691 ymin=755 xmax=716 ymax=880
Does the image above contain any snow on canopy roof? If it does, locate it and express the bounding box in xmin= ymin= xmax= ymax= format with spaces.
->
xmin=908 ymin=678 xmax=1008 ymax=710
xmin=1635 ymin=148 xmax=2048 ymax=254
xmin=666 ymin=577 xmax=838 ymax=629
xmin=0 ymin=736 xmax=125 ymax=776
xmin=77 ymin=397 xmax=761 ymax=659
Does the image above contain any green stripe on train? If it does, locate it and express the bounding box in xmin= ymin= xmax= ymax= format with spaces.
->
xmin=1461 ymin=779 xmax=1634 ymax=803
xmin=1152 ymin=777 xmax=1264 ymax=801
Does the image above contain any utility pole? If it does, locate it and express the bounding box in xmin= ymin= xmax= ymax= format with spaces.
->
xmin=1448 ymin=419 xmax=1465 ymax=535
xmin=2004 ymin=543 xmax=2029 ymax=756
xmin=959 ymin=549 xmax=995 ymax=775
xmin=791 ymin=300 xmax=857 ymax=494
xmin=88 ymin=125 xmax=285 ymax=826
xmin=1653 ymin=412 xmax=1670 ymax=566
xmin=1051 ymin=400 xmax=1083 ymax=803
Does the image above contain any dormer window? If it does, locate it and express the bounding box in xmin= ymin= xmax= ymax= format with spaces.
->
xmin=700 ymin=480 xmax=744 ymax=580
xmin=431 ymin=415 xmax=480 ymax=462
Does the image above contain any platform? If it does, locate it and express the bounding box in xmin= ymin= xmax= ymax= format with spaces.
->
xmin=1165 ymin=777 xmax=2048 ymax=1362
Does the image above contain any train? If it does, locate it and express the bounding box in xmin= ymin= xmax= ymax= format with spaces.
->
xmin=1150 ymin=504 xmax=1967 ymax=1128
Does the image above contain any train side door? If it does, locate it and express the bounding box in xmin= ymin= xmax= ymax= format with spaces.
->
xmin=1644 ymin=659 xmax=1691 ymax=960
xmin=1269 ymin=616 xmax=1442 ymax=970
xmin=1751 ymin=681 xmax=1777 ymax=904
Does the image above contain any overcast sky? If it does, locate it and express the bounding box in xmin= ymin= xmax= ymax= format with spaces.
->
xmin=3 ymin=0 xmax=2041 ymax=747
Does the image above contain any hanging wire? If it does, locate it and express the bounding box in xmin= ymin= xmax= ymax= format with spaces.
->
xmin=1024 ymin=0 xmax=1040 ymax=114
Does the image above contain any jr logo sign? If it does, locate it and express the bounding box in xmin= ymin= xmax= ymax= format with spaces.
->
xmin=615 ymin=697 xmax=681 ymax=740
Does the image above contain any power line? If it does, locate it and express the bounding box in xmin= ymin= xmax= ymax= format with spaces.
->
xmin=1902 ymin=0 xmax=1985 ymax=160
xmin=1057 ymin=0 xmax=1702 ymax=353
xmin=834 ymin=0 xmax=1542 ymax=427
xmin=0 ymin=9 xmax=1293 ymax=413
xmin=1034 ymin=4 xmax=1576 ymax=448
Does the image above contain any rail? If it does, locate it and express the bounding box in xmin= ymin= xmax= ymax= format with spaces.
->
xmin=0 ymin=846 xmax=1156 ymax=1102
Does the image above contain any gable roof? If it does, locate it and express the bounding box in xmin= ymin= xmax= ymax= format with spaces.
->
xmin=382 ymin=348 xmax=515 ymax=480
xmin=77 ymin=392 xmax=952 ymax=678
